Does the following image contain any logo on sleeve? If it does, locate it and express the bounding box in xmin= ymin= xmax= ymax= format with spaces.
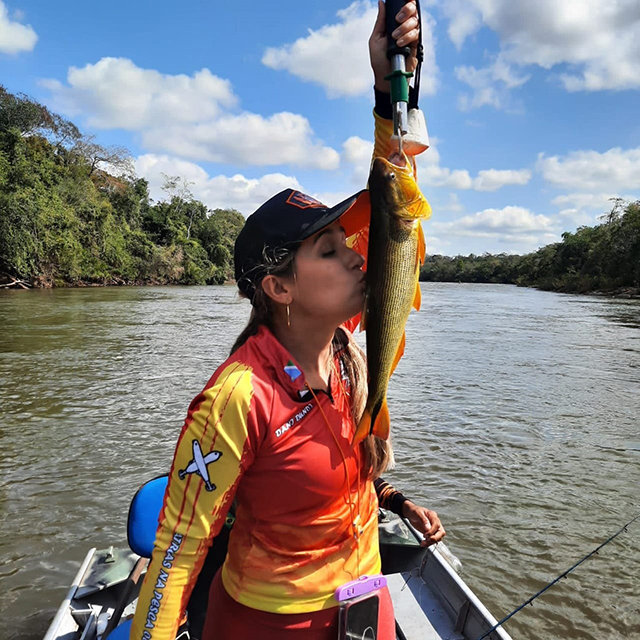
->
xmin=178 ymin=440 xmax=222 ymax=492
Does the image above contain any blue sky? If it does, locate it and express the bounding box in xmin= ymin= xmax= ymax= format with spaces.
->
xmin=2 ymin=0 xmax=640 ymax=256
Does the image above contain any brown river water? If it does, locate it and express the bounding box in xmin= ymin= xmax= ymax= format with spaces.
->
xmin=0 ymin=283 xmax=638 ymax=640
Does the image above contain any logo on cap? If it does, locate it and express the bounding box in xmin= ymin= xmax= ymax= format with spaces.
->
xmin=286 ymin=191 xmax=325 ymax=210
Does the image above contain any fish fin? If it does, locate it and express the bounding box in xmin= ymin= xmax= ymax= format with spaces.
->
xmin=390 ymin=332 xmax=406 ymax=376
xmin=413 ymin=279 xmax=421 ymax=311
xmin=352 ymin=400 xmax=391 ymax=446
xmin=352 ymin=409 xmax=372 ymax=446
xmin=418 ymin=223 xmax=426 ymax=265
xmin=371 ymin=399 xmax=390 ymax=440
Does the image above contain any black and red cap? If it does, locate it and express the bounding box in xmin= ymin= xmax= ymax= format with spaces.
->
xmin=234 ymin=188 xmax=365 ymax=299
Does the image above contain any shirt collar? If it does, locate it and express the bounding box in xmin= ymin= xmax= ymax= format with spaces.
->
xmin=252 ymin=325 xmax=347 ymax=404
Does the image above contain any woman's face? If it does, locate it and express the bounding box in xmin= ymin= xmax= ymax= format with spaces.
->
xmin=288 ymin=222 xmax=366 ymax=326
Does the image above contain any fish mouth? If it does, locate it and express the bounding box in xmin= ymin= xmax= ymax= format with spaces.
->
xmin=387 ymin=152 xmax=407 ymax=168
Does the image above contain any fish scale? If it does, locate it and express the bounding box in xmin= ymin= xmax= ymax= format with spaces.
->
xmin=352 ymin=156 xmax=431 ymax=445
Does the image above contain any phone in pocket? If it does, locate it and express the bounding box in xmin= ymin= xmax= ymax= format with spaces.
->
xmin=338 ymin=592 xmax=380 ymax=640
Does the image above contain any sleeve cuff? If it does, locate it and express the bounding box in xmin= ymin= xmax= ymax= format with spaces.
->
xmin=389 ymin=493 xmax=408 ymax=517
xmin=374 ymin=87 xmax=393 ymax=120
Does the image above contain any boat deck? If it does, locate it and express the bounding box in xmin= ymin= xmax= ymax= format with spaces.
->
xmin=44 ymin=514 xmax=512 ymax=640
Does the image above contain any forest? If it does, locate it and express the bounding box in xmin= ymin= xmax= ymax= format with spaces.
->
xmin=0 ymin=85 xmax=243 ymax=288
xmin=420 ymin=197 xmax=640 ymax=295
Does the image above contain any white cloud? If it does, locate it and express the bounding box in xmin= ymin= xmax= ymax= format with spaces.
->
xmin=135 ymin=154 xmax=303 ymax=215
xmin=443 ymin=0 xmax=640 ymax=105
xmin=416 ymin=141 xmax=530 ymax=191
xmin=438 ymin=192 xmax=464 ymax=213
xmin=432 ymin=206 xmax=556 ymax=238
xmin=339 ymin=135 xmax=531 ymax=192
xmin=0 ymin=1 xmax=37 ymax=54
xmin=342 ymin=136 xmax=374 ymax=185
xmin=416 ymin=142 xmax=473 ymax=189
xmin=552 ymin=192 xmax=618 ymax=211
xmin=262 ymin=0 xmax=438 ymax=98
xmin=42 ymin=57 xmax=339 ymax=170
xmin=473 ymin=168 xmax=531 ymax=191
xmin=141 ymin=112 xmax=340 ymax=169
xmin=424 ymin=233 xmax=451 ymax=255
xmin=42 ymin=58 xmax=237 ymax=128
xmin=537 ymin=147 xmax=640 ymax=192
xmin=550 ymin=192 xmax=638 ymax=226
xmin=455 ymin=55 xmax=529 ymax=110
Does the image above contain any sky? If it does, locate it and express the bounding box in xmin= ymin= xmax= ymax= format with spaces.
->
xmin=1 ymin=0 xmax=640 ymax=257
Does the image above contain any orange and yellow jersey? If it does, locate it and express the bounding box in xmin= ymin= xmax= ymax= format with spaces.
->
xmin=130 ymin=107 xmax=421 ymax=640
xmin=130 ymin=325 xmax=380 ymax=640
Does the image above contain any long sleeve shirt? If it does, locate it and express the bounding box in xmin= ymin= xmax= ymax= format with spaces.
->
xmin=131 ymin=105 xmax=424 ymax=640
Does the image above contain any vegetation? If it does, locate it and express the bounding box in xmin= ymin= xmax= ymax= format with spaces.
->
xmin=0 ymin=85 xmax=244 ymax=288
xmin=2 ymin=85 xmax=638 ymax=295
xmin=421 ymin=198 xmax=640 ymax=295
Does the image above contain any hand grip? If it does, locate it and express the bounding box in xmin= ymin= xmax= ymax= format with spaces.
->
xmin=385 ymin=0 xmax=411 ymax=59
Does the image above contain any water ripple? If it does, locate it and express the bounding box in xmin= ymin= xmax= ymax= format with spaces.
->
xmin=1 ymin=284 xmax=638 ymax=639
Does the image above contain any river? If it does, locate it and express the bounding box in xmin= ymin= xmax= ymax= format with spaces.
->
xmin=0 ymin=283 xmax=638 ymax=639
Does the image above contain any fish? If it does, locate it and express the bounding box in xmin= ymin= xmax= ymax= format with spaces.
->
xmin=352 ymin=155 xmax=431 ymax=445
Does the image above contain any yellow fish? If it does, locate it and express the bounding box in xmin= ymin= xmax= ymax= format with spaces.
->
xmin=353 ymin=155 xmax=431 ymax=445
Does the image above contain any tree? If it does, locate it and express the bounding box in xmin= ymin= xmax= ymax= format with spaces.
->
xmin=73 ymin=135 xmax=134 ymax=177
xmin=160 ymin=173 xmax=199 ymax=239
xmin=197 ymin=208 xmax=245 ymax=283
xmin=0 ymin=85 xmax=81 ymax=149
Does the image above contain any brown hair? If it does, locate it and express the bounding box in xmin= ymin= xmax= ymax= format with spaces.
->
xmin=231 ymin=251 xmax=394 ymax=479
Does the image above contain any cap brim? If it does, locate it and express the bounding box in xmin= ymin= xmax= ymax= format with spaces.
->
xmin=297 ymin=189 xmax=367 ymax=241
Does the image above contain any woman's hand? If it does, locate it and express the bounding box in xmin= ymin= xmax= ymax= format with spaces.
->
xmin=402 ymin=501 xmax=446 ymax=547
xmin=369 ymin=0 xmax=420 ymax=93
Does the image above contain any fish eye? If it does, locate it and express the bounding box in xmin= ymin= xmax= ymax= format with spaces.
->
xmin=388 ymin=173 xmax=396 ymax=181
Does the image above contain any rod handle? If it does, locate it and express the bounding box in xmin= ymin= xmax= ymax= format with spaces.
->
xmin=385 ymin=0 xmax=411 ymax=59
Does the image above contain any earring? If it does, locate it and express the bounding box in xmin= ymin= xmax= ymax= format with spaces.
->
xmin=286 ymin=304 xmax=291 ymax=328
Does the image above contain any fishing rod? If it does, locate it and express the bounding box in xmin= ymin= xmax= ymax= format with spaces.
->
xmin=476 ymin=511 xmax=640 ymax=640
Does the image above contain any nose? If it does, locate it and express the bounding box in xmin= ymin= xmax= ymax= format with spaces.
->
xmin=349 ymin=247 xmax=365 ymax=270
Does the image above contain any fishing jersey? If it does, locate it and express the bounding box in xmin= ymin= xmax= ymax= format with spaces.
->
xmin=131 ymin=110 xmax=422 ymax=640
xmin=131 ymin=325 xmax=380 ymax=640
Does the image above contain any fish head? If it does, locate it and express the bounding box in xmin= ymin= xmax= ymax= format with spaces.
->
xmin=370 ymin=155 xmax=431 ymax=222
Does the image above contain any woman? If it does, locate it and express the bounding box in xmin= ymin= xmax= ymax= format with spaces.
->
xmin=130 ymin=3 xmax=444 ymax=639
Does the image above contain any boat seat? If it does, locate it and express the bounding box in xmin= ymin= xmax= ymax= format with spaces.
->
xmin=106 ymin=617 xmax=131 ymax=640
xmin=104 ymin=475 xmax=169 ymax=640
xmin=127 ymin=474 xmax=169 ymax=557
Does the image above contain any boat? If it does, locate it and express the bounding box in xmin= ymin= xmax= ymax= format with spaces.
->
xmin=43 ymin=476 xmax=513 ymax=640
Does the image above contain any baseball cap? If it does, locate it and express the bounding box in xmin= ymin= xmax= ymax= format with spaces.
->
xmin=234 ymin=188 xmax=366 ymax=299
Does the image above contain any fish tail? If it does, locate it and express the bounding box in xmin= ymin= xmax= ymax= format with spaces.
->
xmin=352 ymin=408 xmax=372 ymax=446
xmin=370 ymin=398 xmax=390 ymax=440
xmin=352 ymin=399 xmax=391 ymax=446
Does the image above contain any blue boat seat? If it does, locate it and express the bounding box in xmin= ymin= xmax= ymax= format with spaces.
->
xmin=106 ymin=617 xmax=131 ymax=640
xmin=127 ymin=474 xmax=169 ymax=558
xmin=104 ymin=475 xmax=169 ymax=640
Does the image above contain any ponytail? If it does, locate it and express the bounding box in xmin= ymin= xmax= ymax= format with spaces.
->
xmin=335 ymin=329 xmax=394 ymax=479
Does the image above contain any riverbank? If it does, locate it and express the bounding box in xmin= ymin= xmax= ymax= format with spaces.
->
xmin=3 ymin=272 xmax=639 ymax=301
xmin=527 ymin=282 xmax=640 ymax=299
